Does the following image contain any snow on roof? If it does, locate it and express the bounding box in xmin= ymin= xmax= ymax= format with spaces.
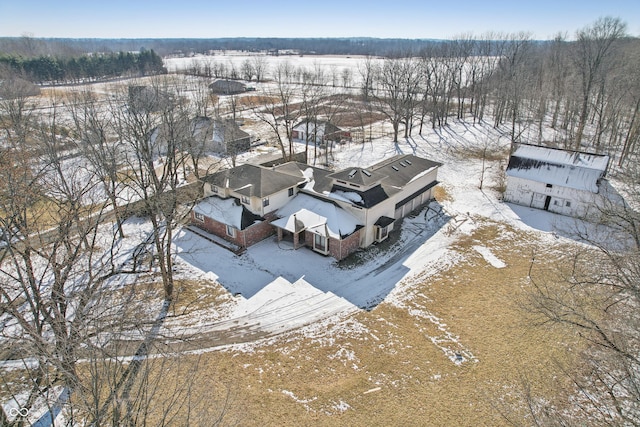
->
xmin=193 ymin=196 xmax=244 ymax=229
xmin=326 ymin=190 xmax=363 ymax=204
xmin=506 ymin=144 xmax=610 ymax=193
xmin=273 ymin=194 xmax=362 ymax=238
xmin=511 ymin=144 xmax=609 ymax=171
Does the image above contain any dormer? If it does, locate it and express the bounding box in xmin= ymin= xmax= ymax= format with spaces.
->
xmin=327 ymin=167 xmax=387 ymax=192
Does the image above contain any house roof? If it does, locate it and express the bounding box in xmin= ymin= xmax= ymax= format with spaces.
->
xmin=506 ymin=144 xmax=610 ymax=193
xmin=272 ymin=193 xmax=362 ymax=239
xmin=273 ymin=162 xmax=334 ymax=193
xmin=211 ymin=118 xmax=250 ymax=144
xmin=369 ymin=154 xmax=442 ymax=189
xmin=193 ymin=196 xmax=262 ymax=230
xmin=202 ymin=164 xmax=305 ymax=198
xmin=327 ymin=167 xmax=387 ymax=187
xmin=328 ymin=184 xmax=390 ymax=208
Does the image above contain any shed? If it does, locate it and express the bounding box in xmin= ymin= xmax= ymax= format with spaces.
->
xmin=504 ymin=143 xmax=610 ymax=217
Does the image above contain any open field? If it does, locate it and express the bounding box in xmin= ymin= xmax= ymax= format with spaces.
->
xmin=1 ymin=66 xmax=625 ymax=425
xmin=160 ymin=224 xmax=581 ymax=426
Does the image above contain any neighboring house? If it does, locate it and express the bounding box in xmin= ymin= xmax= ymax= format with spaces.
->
xmin=200 ymin=117 xmax=251 ymax=155
xmin=152 ymin=116 xmax=250 ymax=157
xmin=190 ymin=154 xmax=442 ymax=260
xmin=209 ymin=79 xmax=247 ymax=95
xmin=504 ymin=143 xmax=612 ymax=217
xmin=128 ymin=85 xmax=172 ymax=112
xmin=291 ymin=121 xmax=350 ymax=145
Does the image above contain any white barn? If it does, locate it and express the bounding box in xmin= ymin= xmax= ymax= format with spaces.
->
xmin=504 ymin=143 xmax=611 ymax=217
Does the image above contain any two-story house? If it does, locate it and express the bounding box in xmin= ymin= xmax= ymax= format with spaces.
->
xmin=190 ymin=154 xmax=442 ymax=260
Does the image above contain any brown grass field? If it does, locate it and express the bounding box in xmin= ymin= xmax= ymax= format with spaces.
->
xmin=125 ymin=219 xmax=583 ymax=426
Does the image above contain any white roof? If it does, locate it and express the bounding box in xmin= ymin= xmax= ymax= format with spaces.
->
xmin=506 ymin=144 xmax=609 ymax=193
xmin=193 ymin=196 xmax=244 ymax=229
xmin=272 ymin=194 xmax=362 ymax=239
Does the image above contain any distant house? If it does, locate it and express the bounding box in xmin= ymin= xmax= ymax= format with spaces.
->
xmin=190 ymin=154 xmax=442 ymax=260
xmin=291 ymin=121 xmax=350 ymax=146
xmin=209 ymin=79 xmax=247 ymax=95
xmin=152 ymin=116 xmax=250 ymax=157
xmin=128 ymin=85 xmax=172 ymax=112
xmin=198 ymin=116 xmax=251 ymax=155
xmin=504 ymin=143 xmax=612 ymax=217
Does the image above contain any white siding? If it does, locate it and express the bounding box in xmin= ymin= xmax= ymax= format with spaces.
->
xmin=504 ymin=176 xmax=597 ymax=217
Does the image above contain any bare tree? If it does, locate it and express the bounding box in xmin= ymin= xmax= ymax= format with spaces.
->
xmin=522 ymin=164 xmax=640 ymax=424
xmin=67 ymin=89 xmax=127 ymax=238
xmin=251 ymin=55 xmax=269 ymax=82
xmin=373 ymin=57 xmax=421 ymax=142
xmin=250 ymin=62 xmax=301 ymax=161
xmin=573 ymin=17 xmax=627 ymax=149
xmin=113 ymin=77 xmax=194 ymax=301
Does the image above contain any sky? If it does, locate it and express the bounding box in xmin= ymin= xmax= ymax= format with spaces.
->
xmin=0 ymin=0 xmax=639 ymax=40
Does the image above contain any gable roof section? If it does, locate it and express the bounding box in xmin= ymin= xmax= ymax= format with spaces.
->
xmin=193 ymin=196 xmax=262 ymax=230
xmin=328 ymin=184 xmax=390 ymax=208
xmin=202 ymin=164 xmax=304 ymax=198
xmin=273 ymin=193 xmax=362 ymax=239
xmin=506 ymin=144 xmax=610 ymax=193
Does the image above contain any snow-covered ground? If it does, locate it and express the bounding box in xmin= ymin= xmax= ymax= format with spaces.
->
xmin=161 ymin=119 xmax=598 ymax=353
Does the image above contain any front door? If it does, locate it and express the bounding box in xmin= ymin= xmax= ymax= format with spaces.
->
xmin=543 ymin=195 xmax=551 ymax=211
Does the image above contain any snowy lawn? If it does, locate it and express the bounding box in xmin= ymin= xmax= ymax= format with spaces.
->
xmin=165 ymin=120 xmax=597 ymax=349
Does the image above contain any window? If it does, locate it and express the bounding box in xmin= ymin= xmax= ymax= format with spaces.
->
xmin=566 ymin=201 xmax=571 ymax=207
xmin=546 ymin=183 xmax=553 ymax=188
xmin=263 ymin=197 xmax=270 ymax=207
xmin=226 ymin=225 xmax=236 ymax=237
xmin=377 ymin=225 xmax=389 ymax=242
xmin=241 ymin=195 xmax=249 ymax=204
xmin=194 ymin=212 xmax=205 ymax=222
xmin=288 ymin=187 xmax=294 ymax=197
xmin=212 ymin=185 xmax=218 ymax=194
xmin=313 ymin=233 xmax=328 ymax=253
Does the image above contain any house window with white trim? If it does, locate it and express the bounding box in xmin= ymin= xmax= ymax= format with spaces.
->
xmin=376 ymin=225 xmax=389 ymax=242
xmin=263 ymin=197 xmax=270 ymax=207
xmin=241 ymin=195 xmax=249 ymax=204
xmin=212 ymin=185 xmax=218 ymax=194
xmin=226 ymin=225 xmax=236 ymax=238
xmin=288 ymin=187 xmax=294 ymax=197
xmin=194 ymin=212 xmax=205 ymax=222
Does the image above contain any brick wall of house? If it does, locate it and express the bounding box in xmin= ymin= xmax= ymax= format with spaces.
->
xmin=301 ymin=229 xmax=361 ymax=261
xmin=332 ymin=229 xmax=361 ymax=260
xmin=190 ymin=210 xmax=277 ymax=248
xmin=191 ymin=211 xmax=245 ymax=247
xmin=243 ymin=218 xmax=276 ymax=247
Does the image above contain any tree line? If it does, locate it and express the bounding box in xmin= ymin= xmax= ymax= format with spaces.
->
xmin=208 ymin=17 xmax=638 ymax=169
xmin=0 ymin=49 xmax=166 ymax=85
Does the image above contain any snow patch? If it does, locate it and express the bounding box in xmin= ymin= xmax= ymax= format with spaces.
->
xmin=473 ymin=245 xmax=506 ymax=268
